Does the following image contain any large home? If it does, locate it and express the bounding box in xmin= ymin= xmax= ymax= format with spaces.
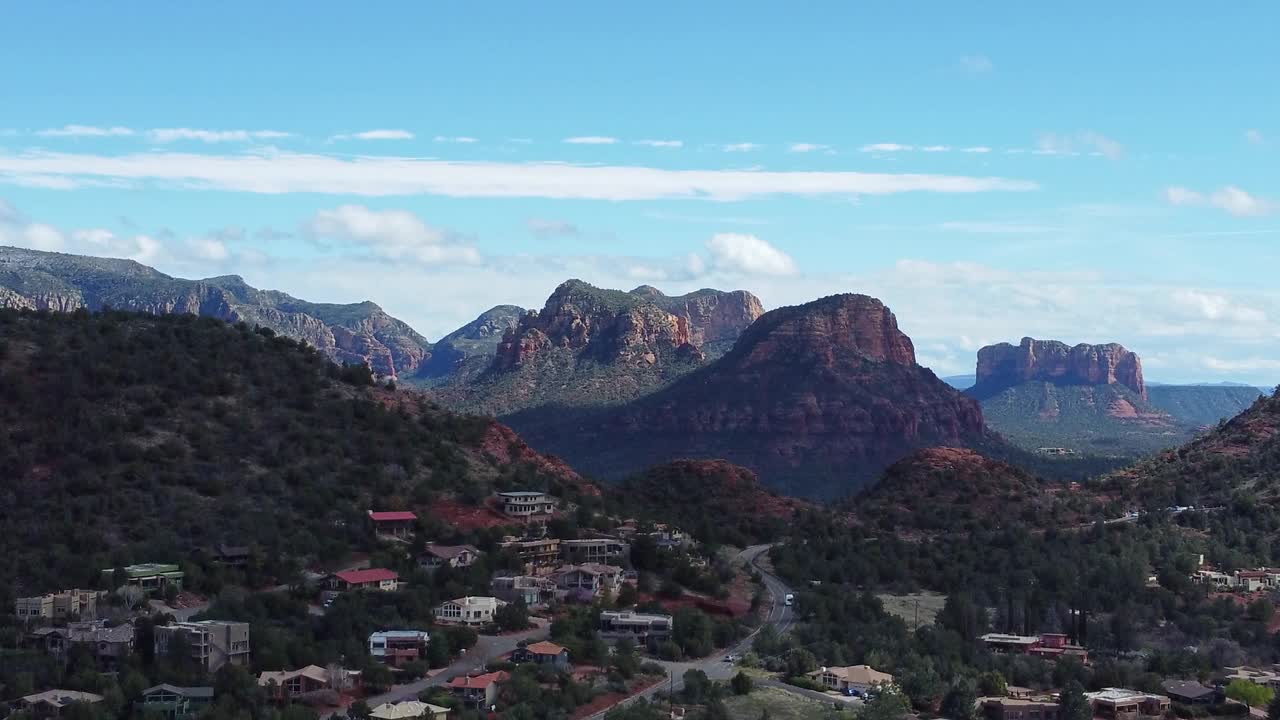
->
xmin=139 ymin=685 xmax=215 ymax=720
xmin=1224 ymin=666 xmax=1280 ymax=691
xmin=806 ymin=665 xmax=895 ymax=696
xmin=14 ymin=589 xmax=102 ymax=622
xmin=599 ymin=610 xmax=673 ymax=648
xmin=560 ymin=537 xmax=629 ymax=564
xmin=419 ymin=544 xmax=482 ymax=572
xmin=497 ymin=491 xmax=557 ymax=519
xmin=512 ymin=641 xmax=570 ymax=669
xmin=979 ymin=696 xmax=1061 ymax=720
xmin=491 ymin=575 xmax=556 ymax=606
xmin=368 ymin=511 xmax=418 ymax=539
xmin=1084 ymin=688 xmax=1171 ymax=720
xmin=979 ymin=633 xmax=1088 ymax=663
xmin=435 ymin=596 xmax=506 ymax=626
xmin=1161 ymin=680 xmax=1218 ymax=705
xmin=368 ymin=630 xmax=430 ymax=667
xmin=29 ymin=621 xmax=135 ymax=667
xmin=500 ymin=537 xmax=562 ymax=576
xmin=19 ymin=690 xmax=104 ymax=718
xmin=154 ymin=620 xmax=250 ymax=673
xmin=369 ymin=701 xmax=451 ymax=720
xmin=324 ymin=568 xmax=399 ymax=594
xmin=1194 ymin=567 xmax=1280 ymax=592
xmin=103 ymin=563 xmax=185 ymax=593
xmin=448 ymin=671 xmax=508 ymax=708
xmin=210 ymin=544 xmax=250 ymax=569
xmin=259 ymin=665 xmax=362 ymax=702
xmin=553 ymin=564 xmax=624 ymax=599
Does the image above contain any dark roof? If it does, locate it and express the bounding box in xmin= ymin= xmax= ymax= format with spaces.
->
xmin=215 ymin=543 xmax=250 ymax=558
xmin=143 ymin=685 xmax=215 ymax=699
xmin=1161 ymin=680 xmax=1216 ymax=700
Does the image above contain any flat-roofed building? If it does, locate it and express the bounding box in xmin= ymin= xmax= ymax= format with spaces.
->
xmin=599 ymin=610 xmax=673 ymax=648
xmin=497 ymin=491 xmax=556 ymax=519
xmin=154 ymin=620 xmax=250 ymax=673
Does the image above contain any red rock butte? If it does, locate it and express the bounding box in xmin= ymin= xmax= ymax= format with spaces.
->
xmin=975 ymin=337 xmax=1145 ymax=398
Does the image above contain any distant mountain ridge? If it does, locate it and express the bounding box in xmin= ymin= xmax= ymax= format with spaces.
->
xmin=417 ymin=304 xmax=525 ymax=380
xmin=0 ymin=246 xmax=433 ymax=377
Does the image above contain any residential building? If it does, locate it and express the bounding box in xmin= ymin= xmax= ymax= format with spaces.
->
xmin=139 ymin=685 xmax=215 ymax=720
xmin=1084 ymin=688 xmax=1171 ymax=720
xmin=154 ymin=620 xmax=250 ymax=673
xmin=419 ymin=544 xmax=482 ymax=572
xmin=512 ymin=641 xmax=570 ymax=669
xmin=435 ymin=596 xmax=506 ymax=626
xmin=19 ymin=690 xmax=104 ymax=718
xmin=553 ymin=563 xmax=624 ymax=599
xmin=979 ymin=633 xmax=1088 ymax=663
xmin=599 ymin=610 xmax=673 ymax=648
xmin=1224 ymin=666 xmax=1280 ymax=691
xmin=14 ymin=589 xmax=102 ymax=621
xmin=368 ymin=511 xmax=418 ymax=539
xmin=258 ymin=665 xmax=362 ymax=701
xmin=29 ymin=621 xmax=135 ymax=667
xmin=324 ymin=568 xmax=399 ymax=594
xmin=103 ymin=564 xmax=185 ymax=593
xmin=806 ymin=665 xmax=895 ymax=695
xmin=448 ymin=671 xmax=508 ymax=708
xmin=500 ymin=537 xmax=561 ymax=576
xmin=210 ymin=544 xmax=250 ymax=569
xmin=497 ymin=491 xmax=556 ymax=519
xmin=1193 ymin=568 xmax=1280 ymax=591
xmin=490 ymin=575 xmax=555 ymax=606
xmin=561 ymin=537 xmax=629 ymax=564
xmin=369 ymin=701 xmax=451 ymax=720
xmin=979 ymin=696 xmax=1061 ymax=720
xmin=368 ymin=630 xmax=430 ymax=667
xmin=1161 ymin=680 xmax=1218 ymax=705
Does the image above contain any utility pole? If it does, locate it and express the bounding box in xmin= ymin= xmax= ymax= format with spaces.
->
xmin=914 ymin=598 xmax=920 ymax=630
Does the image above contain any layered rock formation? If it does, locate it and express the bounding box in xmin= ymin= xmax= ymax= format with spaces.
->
xmin=510 ymin=293 xmax=987 ymax=498
xmin=629 ymin=285 xmax=765 ymax=352
xmin=418 ymin=305 xmax=524 ymax=379
xmin=0 ymin=246 xmax=432 ymax=377
xmin=975 ymin=337 xmax=1145 ymax=398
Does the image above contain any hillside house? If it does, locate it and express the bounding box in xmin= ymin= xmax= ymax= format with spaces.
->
xmin=1224 ymin=666 xmax=1280 ymax=691
xmin=258 ymin=665 xmax=362 ymax=702
xmin=419 ymin=544 xmax=481 ymax=572
xmin=368 ymin=701 xmax=451 ymax=720
xmin=512 ymin=641 xmax=570 ymax=669
xmin=368 ymin=630 xmax=430 ymax=667
xmin=102 ymin=564 xmax=184 ymax=594
xmin=324 ymin=568 xmax=399 ymax=594
xmin=979 ymin=696 xmax=1061 ymax=720
xmin=490 ymin=575 xmax=556 ymax=606
xmin=979 ymin=632 xmax=1088 ymax=663
xmin=553 ymin=563 xmax=624 ymax=599
xmin=19 ymin=690 xmax=104 ymax=718
xmin=500 ymin=537 xmax=562 ymax=575
xmin=448 ymin=671 xmax=508 ymax=708
xmin=1193 ymin=567 xmax=1280 ymax=591
xmin=139 ymin=685 xmax=214 ymax=720
xmin=154 ymin=620 xmax=250 ymax=673
xmin=1084 ymin=688 xmax=1170 ymax=720
xmin=368 ymin=511 xmax=417 ymax=539
xmin=497 ymin=491 xmax=556 ymax=519
xmin=806 ymin=665 xmax=895 ymax=695
xmin=599 ymin=610 xmax=673 ymax=648
xmin=210 ymin=544 xmax=250 ymax=569
xmin=30 ymin=621 xmax=135 ymax=667
xmin=14 ymin=589 xmax=102 ymax=621
xmin=435 ymin=596 xmax=506 ymax=626
xmin=1160 ymin=680 xmax=1218 ymax=705
xmin=561 ymin=537 xmax=629 ymax=564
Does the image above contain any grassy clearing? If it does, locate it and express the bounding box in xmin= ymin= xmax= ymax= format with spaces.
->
xmin=875 ymin=591 xmax=947 ymax=628
xmin=724 ymin=687 xmax=857 ymax=720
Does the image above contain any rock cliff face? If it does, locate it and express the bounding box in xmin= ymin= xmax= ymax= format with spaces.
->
xmin=975 ymin=337 xmax=1145 ymax=398
xmin=0 ymin=246 xmax=432 ymax=377
xmin=419 ymin=305 xmax=524 ymax=379
xmin=510 ymin=293 xmax=987 ymax=498
xmin=629 ymin=285 xmax=765 ymax=352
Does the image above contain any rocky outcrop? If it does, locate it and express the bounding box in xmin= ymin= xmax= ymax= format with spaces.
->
xmin=510 ymin=293 xmax=987 ymax=499
xmin=975 ymin=337 xmax=1145 ymax=399
xmin=0 ymin=246 xmax=432 ymax=377
xmin=630 ymin=286 xmax=764 ymax=351
xmin=419 ymin=305 xmax=525 ymax=379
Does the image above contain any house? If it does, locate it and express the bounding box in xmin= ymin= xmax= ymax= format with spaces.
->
xmin=369 ymin=701 xmax=451 ymax=720
xmin=560 ymin=538 xmax=629 ymax=564
xmin=368 ymin=511 xmax=418 ymax=540
xmin=103 ymin=563 xmax=185 ymax=593
xmin=419 ymin=544 xmax=482 ymax=572
xmin=599 ymin=610 xmax=673 ymax=648
xmin=979 ymin=696 xmax=1061 ymax=720
xmin=553 ymin=564 xmax=624 ymax=598
xmin=448 ymin=671 xmax=508 ymax=708
xmin=979 ymin=633 xmax=1088 ymax=663
xmin=258 ymin=665 xmax=362 ymax=702
xmin=14 ymin=589 xmax=102 ymax=621
xmin=500 ymin=537 xmax=562 ymax=576
xmin=435 ymin=596 xmax=506 ymax=626
xmin=1161 ymin=680 xmax=1218 ymax=705
xmin=1235 ymin=571 xmax=1269 ymax=592
xmin=368 ymin=630 xmax=430 ymax=667
xmin=139 ymin=685 xmax=215 ymax=720
xmin=210 ymin=544 xmax=250 ymax=569
xmin=154 ymin=620 xmax=250 ymax=673
xmin=497 ymin=491 xmax=556 ymax=519
xmin=1224 ymin=667 xmax=1280 ymax=691
xmin=1084 ymin=688 xmax=1171 ymax=720
xmin=324 ymin=568 xmax=399 ymax=594
xmin=512 ymin=641 xmax=570 ymax=669
xmin=490 ymin=575 xmax=555 ymax=606
xmin=29 ymin=621 xmax=135 ymax=667
xmin=19 ymin=690 xmax=104 ymax=718
xmin=806 ymin=665 xmax=895 ymax=695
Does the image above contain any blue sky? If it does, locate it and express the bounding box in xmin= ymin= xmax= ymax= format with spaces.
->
xmin=1 ymin=2 xmax=1278 ymax=383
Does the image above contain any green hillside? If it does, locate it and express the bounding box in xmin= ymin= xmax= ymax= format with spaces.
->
xmin=1147 ymin=384 xmax=1263 ymax=428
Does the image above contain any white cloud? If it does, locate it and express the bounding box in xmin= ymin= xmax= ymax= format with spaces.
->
xmin=36 ymin=125 xmax=135 ymax=138
xmin=433 ymin=135 xmax=478 ymax=144
xmin=563 ymin=136 xmax=619 ymax=145
xmin=958 ymin=55 xmax=994 ymax=74
xmin=635 ymin=139 xmax=683 ymax=148
xmin=722 ymin=143 xmax=761 ymax=152
xmin=788 ymin=143 xmax=830 ymax=153
xmin=920 ymin=145 xmax=951 ymax=153
xmin=1165 ymin=185 xmax=1275 ymax=217
xmin=305 ymin=204 xmax=480 ymax=264
xmin=1203 ymin=357 xmax=1280 ymax=373
xmin=0 ymin=150 xmax=1039 ymax=201
xmin=330 ymin=129 xmax=415 ymax=141
xmin=148 ymin=128 xmax=293 ymax=143
xmin=187 ymin=236 xmax=230 ymax=261
xmin=506 ymin=138 xmax=534 ymax=144
xmin=526 ymin=217 xmax=579 ymax=238
xmin=1245 ymin=129 xmax=1264 ymax=145
xmin=1036 ymin=131 xmax=1123 ymax=159
xmin=705 ymin=233 xmax=797 ymax=276
xmin=961 ymin=146 xmax=992 ymax=154
xmin=861 ymin=143 xmax=914 ymax=153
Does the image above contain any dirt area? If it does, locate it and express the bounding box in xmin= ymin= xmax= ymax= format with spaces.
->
xmin=431 ymin=497 xmax=514 ymax=531
xmin=569 ymin=677 xmax=661 ymax=720
xmin=875 ymin=591 xmax=947 ymax=628
xmin=724 ymin=687 xmax=857 ymax=720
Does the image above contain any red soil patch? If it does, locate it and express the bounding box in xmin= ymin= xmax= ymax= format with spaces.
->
xmin=569 ymin=677 xmax=661 ymax=720
xmin=480 ymin=422 xmax=601 ymax=496
xmin=431 ymin=497 xmax=513 ymax=531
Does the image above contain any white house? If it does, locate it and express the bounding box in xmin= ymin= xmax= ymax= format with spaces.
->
xmin=434 ymin=596 xmax=506 ymax=626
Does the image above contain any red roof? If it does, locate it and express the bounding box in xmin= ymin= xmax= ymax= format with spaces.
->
xmin=334 ymin=568 xmax=399 ymax=585
xmin=368 ymin=511 xmax=417 ymax=522
xmin=448 ymin=671 xmax=508 ymax=689
xmin=525 ymin=641 xmax=567 ymax=656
